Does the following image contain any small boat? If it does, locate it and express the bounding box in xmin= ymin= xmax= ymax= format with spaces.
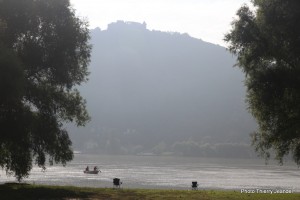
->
xmin=83 ymin=170 xmax=100 ymax=174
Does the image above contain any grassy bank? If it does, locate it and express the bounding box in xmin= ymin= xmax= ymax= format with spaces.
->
xmin=0 ymin=183 xmax=299 ymax=200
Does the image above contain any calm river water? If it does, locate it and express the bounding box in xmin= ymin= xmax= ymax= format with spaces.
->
xmin=0 ymin=154 xmax=299 ymax=191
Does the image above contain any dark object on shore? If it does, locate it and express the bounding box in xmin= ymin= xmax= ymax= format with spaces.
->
xmin=113 ymin=178 xmax=122 ymax=188
xmin=191 ymin=181 xmax=198 ymax=190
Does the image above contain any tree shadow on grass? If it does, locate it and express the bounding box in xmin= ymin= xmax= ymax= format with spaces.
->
xmin=0 ymin=183 xmax=96 ymax=200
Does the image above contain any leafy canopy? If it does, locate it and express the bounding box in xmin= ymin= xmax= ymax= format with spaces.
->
xmin=0 ymin=0 xmax=91 ymax=181
xmin=225 ymin=0 xmax=300 ymax=164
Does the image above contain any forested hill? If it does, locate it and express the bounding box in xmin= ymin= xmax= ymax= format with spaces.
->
xmin=69 ymin=21 xmax=257 ymax=157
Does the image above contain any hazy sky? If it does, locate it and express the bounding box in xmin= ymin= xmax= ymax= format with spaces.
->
xmin=70 ymin=0 xmax=251 ymax=46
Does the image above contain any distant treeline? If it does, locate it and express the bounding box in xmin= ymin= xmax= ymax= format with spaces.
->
xmin=70 ymin=127 xmax=255 ymax=158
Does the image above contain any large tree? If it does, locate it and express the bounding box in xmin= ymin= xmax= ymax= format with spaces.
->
xmin=0 ymin=0 xmax=91 ymax=181
xmin=225 ymin=0 xmax=300 ymax=165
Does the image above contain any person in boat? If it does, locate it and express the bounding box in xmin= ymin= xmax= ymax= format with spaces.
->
xmin=86 ymin=166 xmax=89 ymax=171
xmin=94 ymin=166 xmax=98 ymax=171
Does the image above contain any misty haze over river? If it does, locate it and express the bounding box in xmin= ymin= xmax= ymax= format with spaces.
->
xmin=2 ymin=21 xmax=298 ymax=191
xmin=68 ymin=21 xmax=257 ymax=158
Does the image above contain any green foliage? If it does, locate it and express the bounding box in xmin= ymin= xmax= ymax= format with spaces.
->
xmin=225 ymin=0 xmax=300 ymax=164
xmin=0 ymin=0 xmax=91 ymax=181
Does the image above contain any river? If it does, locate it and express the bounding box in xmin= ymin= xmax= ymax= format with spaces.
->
xmin=0 ymin=154 xmax=299 ymax=191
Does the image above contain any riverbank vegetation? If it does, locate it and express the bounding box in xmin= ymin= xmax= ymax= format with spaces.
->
xmin=0 ymin=183 xmax=299 ymax=200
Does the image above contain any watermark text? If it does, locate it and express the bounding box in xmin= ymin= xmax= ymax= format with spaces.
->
xmin=240 ymin=189 xmax=293 ymax=194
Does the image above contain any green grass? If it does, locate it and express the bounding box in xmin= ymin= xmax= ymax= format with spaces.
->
xmin=0 ymin=183 xmax=299 ymax=200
